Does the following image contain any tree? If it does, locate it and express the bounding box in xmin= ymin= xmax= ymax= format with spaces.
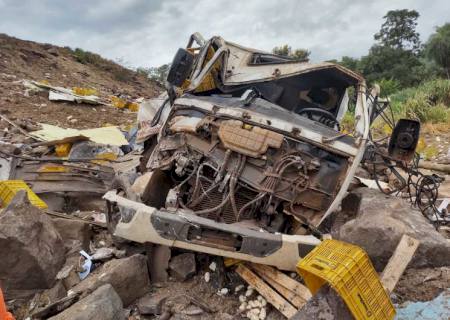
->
xmin=374 ymin=9 xmax=421 ymax=53
xmin=272 ymin=45 xmax=310 ymax=60
xmin=359 ymin=45 xmax=423 ymax=88
xmin=338 ymin=56 xmax=360 ymax=72
xmin=426 ymin=23 xmax=450 ymax=78
xmin=137 ymin=64 xmax=170 ymax=84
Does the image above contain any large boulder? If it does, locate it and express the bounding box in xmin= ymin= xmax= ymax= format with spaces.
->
xmin=0 ymin=191 xmax=65 ymax=298
xmin=291 ymin=286 xmax=352 ymax=320
xmin=70 ymin=254 xmax=150 ymax=306
xmin=336 ymin=188 xmax=450 ymax=270
xmin=52 ymin=218 xmax=91 ymax=252
xmin=49 ymin=284 xmax=125 ymax=320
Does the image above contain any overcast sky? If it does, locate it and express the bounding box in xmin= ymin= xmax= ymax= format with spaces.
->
xmin=0 ymin=0 xmax=449 ymax=68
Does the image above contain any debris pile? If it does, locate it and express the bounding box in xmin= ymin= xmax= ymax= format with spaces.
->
xmin=0 ymin=32 xmax=449 ymax=320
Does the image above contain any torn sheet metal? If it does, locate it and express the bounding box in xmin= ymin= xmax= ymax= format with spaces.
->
xmin=31 ymin=81 xmax=102 ymax=105
xmin=68 ymin=141 xmax=123 ymax=161
xmin=0 ymin=157 xmax=12 ymax=180
xmin=12 ymin=161 xmax=114 ymax=194
xmin=356 ymin=176 xmax=392 ymax=192
xmin=30 ymin=124 xmax=128 ymax=146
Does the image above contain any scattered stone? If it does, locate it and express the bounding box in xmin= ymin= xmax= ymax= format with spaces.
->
xmin=219 ymin=288 xmax=229 ymax=295
xmin=209 ymin=261 xmax=217 ymax=272
xmin=259 ymin=307 xmax=266 ymax=320
xmin=71 ymin=254 xmax=150 ymax=306
xmin=204 ymin=272 xmax=211 ymax=283
xmin=57 ymin=256 xmax=81 ymax=290
xmin=245 ymin=287 xmax=254 ymax=297
xmin=235 ymin=284 xmax=245 ymax=293
xmin=239 ymin=295 xmax=247 ymax=303
xmin=181 ymin=305 xmax=204 ymax=316
xmin=49 ymin=284 xmax=125 ymax=320
xmin=0 ymin=191 xmax=65 ymax=299
xmin=169 ymin=253 xmax=196 ymax=281
xmin=137 ymin=293 xmax=166 ymax=315
xmin=52 ymin=218 xmax=91 ymax=252
xmin=337 ymin=188 xmax=450 ymax=270
xmin=90 ymin=247 xmax=125 ymax=261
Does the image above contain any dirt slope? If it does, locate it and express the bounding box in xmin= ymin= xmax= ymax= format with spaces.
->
xmin=0 ymin=33 xmax=162 ymax=129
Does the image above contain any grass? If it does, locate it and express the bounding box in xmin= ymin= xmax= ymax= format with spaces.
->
xmin=67 ymin=47 xmax=137 ymax=83
xmin=340 ymin=78 xmax=450 ymax=138
xmin=389 ymin=79 xmax=450 ymax=124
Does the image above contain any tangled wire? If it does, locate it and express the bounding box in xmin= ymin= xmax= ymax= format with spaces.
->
xmin=365 ymin=95 xmax=447 ymax=229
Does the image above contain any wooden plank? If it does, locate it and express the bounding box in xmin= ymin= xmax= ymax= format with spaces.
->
xmin=251 ymin=264 xmax=312 ymax=301
xmin=255 ymin=269 xmax=307 ymax=309
xmin=235 ymin=264 xmax=297 ymax=319
xmin=380 ymin=234 xmax=420 ymax=293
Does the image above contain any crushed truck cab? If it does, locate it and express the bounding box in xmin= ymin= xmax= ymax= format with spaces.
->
xmin=105 ymin=34 xmax=372 ymax=271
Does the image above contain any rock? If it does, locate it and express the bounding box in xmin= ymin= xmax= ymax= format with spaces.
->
xmin=145 ymin=244 xmax=171 ymax=283
xmin=91 ymin=247 xmax=126 ymax=261
xmin=42 ymin=281 xmax=67 ymax=304
xmin=336 ymin=188 xmax=450 ymax=270
xmin=57 ymin=256 xmax=81 ymax=290
xmin=52 ymin=218 xmax=91 ymax=252
xmin=47 ymin=47 xmax=59 ymax=56
xmin=137 ymin=293 xmax=166 ymax=315
xmin=209 ymin=261 xmax=217 ymax=272
xmin=219 ymin=288 xmax=229 ymax=295
xmin=181 ymin=305 xmax=204 ymax=316
xmin=291 ymin=286 xmax=352 ymax=320
xmin=0 ymin=191 xmax=65 ymax=299
xmin=169 ymin=253 xmax=196 ymax=281
xmin=71 ymin=254 xmax=150 ymax=306
xmin=49 ymin=284 xmax=125 ymax=320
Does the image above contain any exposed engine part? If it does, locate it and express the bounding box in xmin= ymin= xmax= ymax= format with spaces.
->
xmin=145 ymin=113 xmax=348 ymax=232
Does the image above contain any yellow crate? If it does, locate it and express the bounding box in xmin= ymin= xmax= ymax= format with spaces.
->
xmin=297 ymin=239 xmax=395 ymax=320
xmin=0 ymin=180 xmax=47 ymax=209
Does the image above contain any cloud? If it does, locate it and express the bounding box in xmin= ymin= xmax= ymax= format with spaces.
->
xmin=0 ymin=0 xmax=449 ymax=68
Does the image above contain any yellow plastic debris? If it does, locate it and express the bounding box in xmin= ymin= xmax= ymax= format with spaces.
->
xmin=0 ymin=180 xmax=47 ymax=209
xmin=110 ymin=96 xmax=139 ymax=112
xmin=37 ymin=164 xmax=69 ymax=173
xmin=127 ymin=102 xmax=139 ymax=112
xmin=91 ymin=152 xmax=118 ymax=165
xmin=297 ymin=239 xmax=395 ymax=320
xmin=55 ymin=143 xmax=72 ymax=157
xmin=72 ymin=87 xmax=97 ymax=96
xmin=110 ymin=96 xmax=127 ymax=109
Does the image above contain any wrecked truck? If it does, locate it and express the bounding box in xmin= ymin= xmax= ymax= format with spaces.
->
xmin=104 ymin=34 xmax=419 ymax=270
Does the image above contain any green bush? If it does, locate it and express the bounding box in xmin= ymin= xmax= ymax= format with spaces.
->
xmin=378 ymin=78 xmax=401 ymax=97
xmin=389 ymin=79 xmax=450 ymax=123
xmin=72 ymin=48 xmax=103 ymax=65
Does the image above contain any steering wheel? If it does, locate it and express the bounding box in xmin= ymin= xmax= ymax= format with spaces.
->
xmin=298 ymin=108 xmax=340 ymax=130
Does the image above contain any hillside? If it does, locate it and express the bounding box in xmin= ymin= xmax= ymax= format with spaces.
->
xmin=0 ymin=33 xmax=162 ymax=129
